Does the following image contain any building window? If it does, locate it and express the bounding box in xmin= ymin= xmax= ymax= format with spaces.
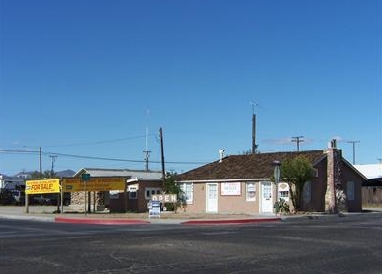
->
xmin=145 ymin=188 xmax=162 ymax=200
xmin=246 ymin=182 xmax=256 ymax=201
xmin=179 ymin=183 xmax=193 ymax=204
xmin=313 ymin=168 xmax=319 ymax=177
xmin=129 ymin=191 xmax=137 ymax=199
xmin=303 ymin=181 xmax=311 ymax=203
xmin=347 ymin=181 xmax=355 ymax=201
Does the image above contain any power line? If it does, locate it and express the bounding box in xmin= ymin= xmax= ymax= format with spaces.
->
xmin=0 ymin=148 xmax=207 ymax=165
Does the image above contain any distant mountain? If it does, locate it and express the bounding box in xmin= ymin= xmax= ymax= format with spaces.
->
xmin=14 ymin=171 xmax=35 ymax=178
xmin=56 ymin=169 xmax=75 ymax=177
xmin=12 ymin=169 xmax=76 ymax=178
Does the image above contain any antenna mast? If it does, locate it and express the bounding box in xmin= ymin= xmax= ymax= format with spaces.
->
xmin=143 ymin=127 xmax=151 ymax=171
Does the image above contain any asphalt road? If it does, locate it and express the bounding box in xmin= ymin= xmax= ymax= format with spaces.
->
xmin=1 ymin=213 xmax=382 ymax=274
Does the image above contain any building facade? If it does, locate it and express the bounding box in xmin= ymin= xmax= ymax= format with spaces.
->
xmin=177 ymin=148 xmax=364 ymax=214
xmin=70 ymin=168 xmax=163 ymax=213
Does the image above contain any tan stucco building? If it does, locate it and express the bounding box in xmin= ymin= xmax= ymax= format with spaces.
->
xmin=177 ymin=147 xmax=365 ymax=214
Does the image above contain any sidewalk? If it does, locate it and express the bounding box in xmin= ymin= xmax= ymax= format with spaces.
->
xmin=0 ymin=206 xmax=282 ymax=225
xmin=2 ymin=206 xmax=379 ymax=225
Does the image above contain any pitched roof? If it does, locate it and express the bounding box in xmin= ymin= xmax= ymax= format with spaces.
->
xmin=177 ymin=150 xmax=326 ymax=181
xmin=354 ymin=164 xmax=382 ymax=179
xmin=74 ymin=168 xmax=163 ymax=181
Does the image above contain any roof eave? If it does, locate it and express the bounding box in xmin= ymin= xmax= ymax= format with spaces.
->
xmin=176 ymin=178 xmax=271 ymax=183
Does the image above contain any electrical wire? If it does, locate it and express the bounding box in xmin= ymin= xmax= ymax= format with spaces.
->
xmin=0 ymin=148 xmax=208 ymax=165
xmin=42 ymin=134 xmax=154 ymax=148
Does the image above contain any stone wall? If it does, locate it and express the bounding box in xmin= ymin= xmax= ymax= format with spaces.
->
xmin=69 ymin=191 xmax=104 ymax=212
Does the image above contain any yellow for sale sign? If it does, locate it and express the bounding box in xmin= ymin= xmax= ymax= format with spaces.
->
xmin=25 ymin=179 xmax=60 ymax=194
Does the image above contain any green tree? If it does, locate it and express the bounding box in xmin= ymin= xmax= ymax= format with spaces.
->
xmin=162 ymin=172 xmax=185 ymax=212
xmin=240 ymin=149 xmax=252 ymax=155
xmin=30 ymin=170 xmax=56 ymax=179
xmin=281 ymin=156 xmax=315 ymax=212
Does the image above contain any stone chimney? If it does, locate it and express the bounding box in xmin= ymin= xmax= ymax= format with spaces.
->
xmin=325 ymin=139 xmax=339 ymax=213
xmin=219 ymin=149 xmax=225 ymax=163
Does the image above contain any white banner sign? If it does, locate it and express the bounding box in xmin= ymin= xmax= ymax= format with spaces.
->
xmin=221 ymin=182 xmax=241 ymax=196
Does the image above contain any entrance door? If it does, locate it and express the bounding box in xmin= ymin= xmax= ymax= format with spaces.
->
xmin=206 ymin=183 xmax=218 ymax=213
xmin=261 ymin=182 xmax=273 ymax=213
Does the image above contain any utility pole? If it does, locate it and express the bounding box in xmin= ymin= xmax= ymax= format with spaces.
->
xmin=39 ymin=147 xmax=42 ymax=176
xmin=250 ymin=101 xmax=259 ymax=153
xmin=159 ymin=128 xmax=166 ymax=186
xmin=291 ymin=136 xmax=304 ymax=151
xmin=347 ymin=140 xmax=360 ymax=164
xmin=49 ymin=155 xmax=57 ymax=178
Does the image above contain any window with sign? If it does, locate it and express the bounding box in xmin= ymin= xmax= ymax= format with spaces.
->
xmin=278 ymin=183 xmax=290 ymax=201
xmin=246 ymin=182 xmax=256 ymax=201
xmin=180 ymin=182 xmax=193 ymax=204
xmin=145 ymin=188 xmax=162 ymax=200
xmin=279 ymin=191 xmax=289 ymax=200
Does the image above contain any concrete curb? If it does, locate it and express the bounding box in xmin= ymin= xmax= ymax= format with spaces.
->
xmin=0 ymin=214 xmax=281 ymax=226
xmin=181 ymin=217 xmax=281 ymax=225
xmin=0 ymin=214 xmax=55 ymax=223
xmin=55 ymin=217 xmax=151 ymax=225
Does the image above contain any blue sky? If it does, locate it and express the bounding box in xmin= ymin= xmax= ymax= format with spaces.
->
xmin=0 ymin=0 xmax=381 ymax=176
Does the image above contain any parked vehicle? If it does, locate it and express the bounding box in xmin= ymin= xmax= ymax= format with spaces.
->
xmin=11 ymin=190 xmax=25 ymax=205
xmin=30 ymin=193 xmax=71 ymax=206
xmin=31 ymin=195 xmax=52 ymax=205
xmin=0 ymin=189 xmax=15 ymax=205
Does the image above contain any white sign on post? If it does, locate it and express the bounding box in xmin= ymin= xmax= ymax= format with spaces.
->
xmin=148 ymin=200 xmax=161 ymax=218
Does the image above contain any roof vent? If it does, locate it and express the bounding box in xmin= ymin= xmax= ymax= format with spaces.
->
xmin=219 ymin=149 xmax=225 ymax=163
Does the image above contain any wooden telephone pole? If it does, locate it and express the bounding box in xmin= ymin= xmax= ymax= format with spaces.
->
xmin=159 ymin=128 xmax=166 ymax=185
